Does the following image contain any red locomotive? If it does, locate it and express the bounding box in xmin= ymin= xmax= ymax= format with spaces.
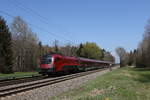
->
xmin=39 ymin=54 xmax=112 ymax=75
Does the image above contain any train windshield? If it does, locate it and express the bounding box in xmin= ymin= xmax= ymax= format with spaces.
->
xmin=41 ymin=56 xmax=52 ymax=64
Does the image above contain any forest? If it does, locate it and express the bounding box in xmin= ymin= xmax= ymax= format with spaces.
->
xmin=0 ymin=16 xmax=115 ymax=73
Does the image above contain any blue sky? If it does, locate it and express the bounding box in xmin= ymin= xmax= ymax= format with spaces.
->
xmin=0 ymin=0 xmax=150 ymax=61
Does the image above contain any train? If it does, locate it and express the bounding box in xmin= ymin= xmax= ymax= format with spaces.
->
xmin=39 ymin=53 xmax=113 ymax=76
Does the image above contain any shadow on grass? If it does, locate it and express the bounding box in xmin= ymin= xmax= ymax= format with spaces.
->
xmin=131 ymin=68 xmax=150 ymax=83
xmin=131 ymin=67 xmax=150 ymax=72
xmin=135 ymin=74 xmax=150 ymax=83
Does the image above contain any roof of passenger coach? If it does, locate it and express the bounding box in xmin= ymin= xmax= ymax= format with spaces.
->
xmin=46 ymin=54 xmax=112 ymax=64
xmin=78 ymin=57 xmax=112 ymax=64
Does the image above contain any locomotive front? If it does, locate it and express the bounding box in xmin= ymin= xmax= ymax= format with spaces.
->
xmin=39 ymin=54 xmax=55 ymax=75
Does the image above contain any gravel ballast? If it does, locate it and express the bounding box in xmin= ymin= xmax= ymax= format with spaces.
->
xmin=1 ymin=67 xmax=119 ymax=100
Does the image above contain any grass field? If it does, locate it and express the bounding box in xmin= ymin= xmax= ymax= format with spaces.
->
xmin=0 ymin=72 xmax=39 ymax=79
xmin=52 ymin=67 xmax=150 ymax=100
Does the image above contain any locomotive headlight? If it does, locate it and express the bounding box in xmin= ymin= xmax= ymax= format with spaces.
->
xmin=51 ymin=57 xmax=54 ymax=64
xmin=50 ymin=57 xmax=55 ymax=71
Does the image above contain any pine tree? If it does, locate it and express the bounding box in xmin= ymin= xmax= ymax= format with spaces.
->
xmin=77 ymin=43 xmax=83 ymax=57
xmin=0 ymin=16 xmax=13 ymax=73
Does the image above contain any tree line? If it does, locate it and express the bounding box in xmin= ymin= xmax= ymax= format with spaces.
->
xmin=51 ymin=41 xmax=115 ymax=62
xmin=0 ymin=16 xmax=115 ymax=74
xmin=116 ymin=20 xmax=150 ymax=68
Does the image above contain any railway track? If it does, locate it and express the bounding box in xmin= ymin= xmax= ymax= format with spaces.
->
xmin=0 ymin=68 xmax=108 ymax=97
xmin=0 ymin=75 xmax=47 ymax=87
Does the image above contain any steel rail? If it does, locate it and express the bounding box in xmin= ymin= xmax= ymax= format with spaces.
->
xmin=0 ymin=75 xmax=46 ymax=87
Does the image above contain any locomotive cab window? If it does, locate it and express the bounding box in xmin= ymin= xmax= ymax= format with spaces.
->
xmin=41 ymin=57 xmax=52 ymax=64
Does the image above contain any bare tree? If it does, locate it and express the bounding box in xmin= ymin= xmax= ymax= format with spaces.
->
xmin=134 ymin=19 xmax=150 ymax=68
xmin=11 ymin=16 xmax=39 ymax=71
xmin=103 ymin=51 xmax=115 ymax=63
xmin=116 ymin=47 xmax=128 ymax=67
xmin=60 ymin=43 xmax=78 ymax=56
xmin=54 ymin=40 xmax=59 ymax=53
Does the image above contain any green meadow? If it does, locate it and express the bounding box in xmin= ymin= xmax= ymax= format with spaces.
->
xmin=53 ymin=67 xmax=150 ymax=100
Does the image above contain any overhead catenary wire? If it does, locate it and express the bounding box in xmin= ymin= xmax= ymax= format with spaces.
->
xmin=8 ymin=0 xmax=50 ymax=25
xmin=0 ymin=10 xmax=77 ymax=45
xmin=8 ymin=0 xmax=77 ymax=45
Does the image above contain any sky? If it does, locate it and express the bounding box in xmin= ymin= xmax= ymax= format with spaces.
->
xmin=0 ymin=0 xmax=150 ymax=62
